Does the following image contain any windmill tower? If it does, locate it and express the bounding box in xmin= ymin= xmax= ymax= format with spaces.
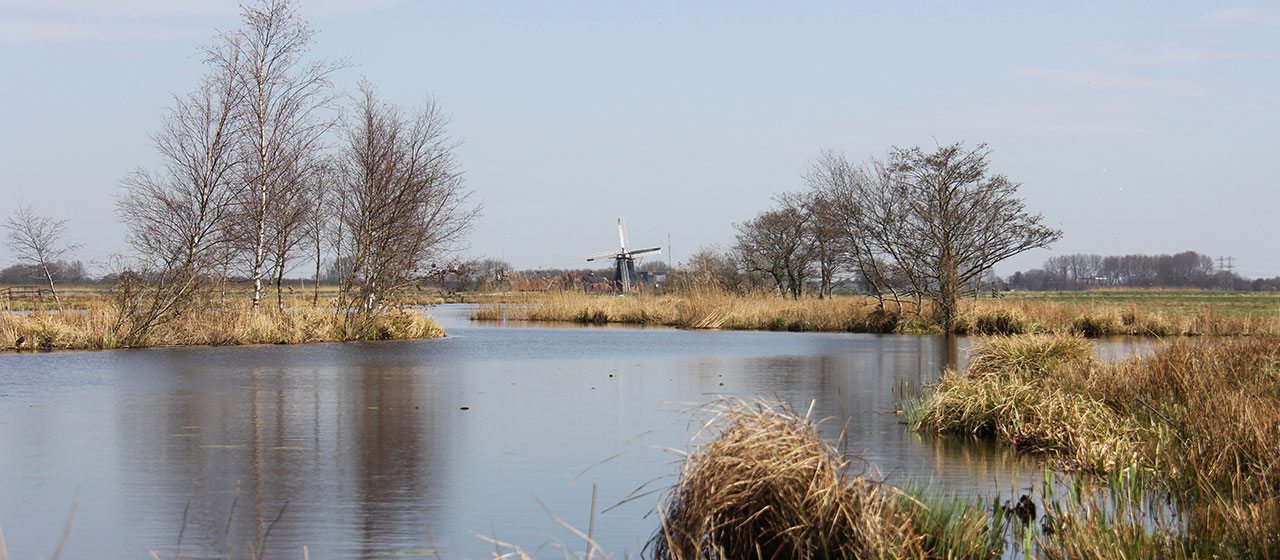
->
xmin=587 ymin=218 xmax=662 ymax=293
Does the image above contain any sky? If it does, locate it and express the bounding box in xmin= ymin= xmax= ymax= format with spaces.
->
xmin=1 ymin=1 xmax=1278 ymax=277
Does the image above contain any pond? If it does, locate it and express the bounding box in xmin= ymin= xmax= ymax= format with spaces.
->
xmin=0 ymin=304 xmax=1152 ymax=558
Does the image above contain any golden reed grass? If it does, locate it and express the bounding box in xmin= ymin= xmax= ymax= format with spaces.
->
xmin=473 ymin=287 xmax=1280 ymax=337
xmin=912 ymin=334 xmax=1280 ymax=556
xmin=0 ymin=302 xmax=443 ymax=351
xmin=648 ymin=400 xmax=930 ymax=560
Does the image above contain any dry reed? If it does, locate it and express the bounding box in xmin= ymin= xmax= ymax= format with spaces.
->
xmin=474 ymin=287 xmax=1280 ymax=337
xmin=911 ymin=334 xmax=1280 ymax=556
xmin=0 ymin=302 xmax=443 ymax=351
xmin=648 ymin=400 xmax=929 ymax=560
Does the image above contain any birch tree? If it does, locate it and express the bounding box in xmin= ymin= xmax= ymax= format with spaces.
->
xmin=4 ymin=205 xmax=79 ymax=311
xmin=220 ymin=0 xmax=338 ymax=309
xmin=116 ymin=48 xmax=244 ymax=343
xmin=333 ymin=85 xmax=478 ymax=332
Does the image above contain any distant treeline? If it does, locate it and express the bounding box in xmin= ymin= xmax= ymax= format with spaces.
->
xmin=1005 ymin=251 xmax=1280 ymax=291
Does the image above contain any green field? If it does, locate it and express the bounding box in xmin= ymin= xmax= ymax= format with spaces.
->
xmin=1002 ymin=289 xmax=1280 ymax=317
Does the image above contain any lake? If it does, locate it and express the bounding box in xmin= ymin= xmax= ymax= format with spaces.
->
xmin=0 ymin=304 xmax=1150 ymax=558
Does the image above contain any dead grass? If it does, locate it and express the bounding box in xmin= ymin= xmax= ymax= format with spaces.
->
xmin=473 ymin=288 xmax=905 ymax=333
xmin=911 ymin=334 xmax=1280 ymax=556
xmin=0 ymin=302 xmax=443 ymax=351
xmin=474 ymin=288 xmax=1280 ymax=337
xmin=652 ymin=400 xmax=946 ymax=560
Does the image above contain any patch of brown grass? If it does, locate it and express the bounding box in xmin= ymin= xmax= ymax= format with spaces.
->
xmin=649 ymin=400 xmax=927 ymax=560
xmin=0 ymin=302 xmax=443 ymax=351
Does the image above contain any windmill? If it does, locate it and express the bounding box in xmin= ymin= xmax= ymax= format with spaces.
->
xmin=587 ymin=218 xmax=662 ymax=293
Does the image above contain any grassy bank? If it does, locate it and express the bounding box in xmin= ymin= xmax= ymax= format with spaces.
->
xmin=908 ymin=335 xmax=1280 ymax=556
xmin=471 ymin=288 xmax=1280 ymax=337
xmin=0 ymin=302 xmax=444 ymax=351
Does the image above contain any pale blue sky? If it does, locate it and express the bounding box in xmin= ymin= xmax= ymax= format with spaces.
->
xmin=2 ymin=1 xmax=1277 ymax=277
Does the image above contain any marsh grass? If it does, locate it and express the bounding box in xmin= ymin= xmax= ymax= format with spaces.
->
xmin=0 ymin=302 xmax=443 ymax=351
xmin=911 ymin=334 xmax=1280 ymax=557
xmin=646 ymin=400 xmax=1017 ymax=560
xmin=473 ymin=288 xmax=905 ymax=333
xmin=474 ymin=288 xmax=1280 ymax=337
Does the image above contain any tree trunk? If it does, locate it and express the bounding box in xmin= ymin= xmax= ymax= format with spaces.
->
xmin=41 ymin=264 xmax=62 ymax=312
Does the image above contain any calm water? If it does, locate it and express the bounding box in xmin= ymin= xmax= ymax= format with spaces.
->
xmin=0 ymin=305 xmax=1150 ymax=558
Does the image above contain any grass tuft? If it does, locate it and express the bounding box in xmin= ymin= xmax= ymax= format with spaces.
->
xmin=648 ymin=400 xmax=928 ymax=560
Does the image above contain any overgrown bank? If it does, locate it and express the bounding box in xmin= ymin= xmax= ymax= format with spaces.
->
xmin=471 ymin=289 xmax=1280 ymax=337
xmin=1 ymin=302 xmax=443 ymax=352
xmin=907 ymin=335 xmax=1280 ymax=557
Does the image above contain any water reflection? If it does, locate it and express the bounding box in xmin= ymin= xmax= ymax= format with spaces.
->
xmin=0 ymin=305 xmax=1155 ymax=558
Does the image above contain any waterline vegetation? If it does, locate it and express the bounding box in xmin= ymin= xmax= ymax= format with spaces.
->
xmin=471 ymin=287 xmax=1280 ymax=337
xmin=1 ymin=300 xmax=442 ymax=351
xmin=906 ymin=334 xmax=1280 ymax=557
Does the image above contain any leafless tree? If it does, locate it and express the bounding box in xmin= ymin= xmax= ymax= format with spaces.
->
xmin=889 ymin=143 xmax=1061 ymax=331
xmin=264 ymin=154 xmax=324 ymax=309
xmin=810 ymin=144 xmax=1060 ymax=330
xmin=4 ymin=205 xmax=80 ymax=311
xmin=332 ymin=85 xmax=478 ymax=332
xmin=790 ymin=191 xmax=843 ymax=298
xmin=677 ymin=246 xmax=750 ymax=293
xmin=303 ymin=160 xmax=335 ymax=304
xmin=806 ymin=151 xmax=913 ymax=312
xmin=116 ymin=50 xmax=244 ymax=343
xmin=734 ymin=199 xmax=816 ymax=299
xmin=214 ymin=0 xmax=339 ymax=309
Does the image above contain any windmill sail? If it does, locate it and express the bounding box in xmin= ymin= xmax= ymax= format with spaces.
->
xmin=586 ymin=218 xmax=662 ymax=293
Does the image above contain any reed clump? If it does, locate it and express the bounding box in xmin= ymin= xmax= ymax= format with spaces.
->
xmin=0 ymin=302 xmax=443 ymax=351
xmin=911 ymin=335 xmax=1280 ymax=556
xmin=649 ymin=400 xmax=930 ymax=560
xmin=911 ymin=335 xmax=1139 ymax=472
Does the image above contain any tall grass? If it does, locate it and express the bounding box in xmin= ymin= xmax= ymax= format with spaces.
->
xmin=0 ymin=302 xmax=443 ymax=351
xmin=910 ymin=334 xmax=1280 ymax=556
xmin=473 ymin=287 xmax=1280 ymax=337
xmin=647 ymin=400 xmax=1007 ymax=560
xmin=474 ymin=287 xmax=906 ymax=333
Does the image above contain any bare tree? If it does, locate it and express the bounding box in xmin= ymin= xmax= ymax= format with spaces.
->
xmin=806 ymin=151 xmax=912 ymax=312
xmin=332 ymin=85 xmax=478 ymax=332
xmin=4 ymin=205 xmax=80 ymax=311
xmin=791 ymin=191 xmax=843 ymax=298
xmin=678 ymin=246 xmax=751 ymax=293
xmin=116 ymin=50 xmax=244 ymax=343
xmin=889 ymin=143 xmax=1061 ymax=331
xmin=810 ymin=144 xmax=1060 ymax=330
xmin=734 ymin=199 xmax=815 ymax=299
xmin=216 ymin=0 xmax=339 ymax=309
xmin=303 ymin=160 xmax=335 ymax=304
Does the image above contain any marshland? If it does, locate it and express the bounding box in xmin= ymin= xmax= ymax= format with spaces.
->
xmin=5 ymin=1 xmax=1280 ymax=559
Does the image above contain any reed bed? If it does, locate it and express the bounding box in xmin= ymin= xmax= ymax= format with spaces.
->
xmin=910 ymin=334 xmax=1280 ymax=556
xmin=0 ymin=302 xmax=443 ymax=351
xmin=473 ymin=288 xmax=1280 ymax=337
xmin=474 ymin=288 xmax=904 ymax=333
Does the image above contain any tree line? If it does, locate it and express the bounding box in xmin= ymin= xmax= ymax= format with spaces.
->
xmin=1006 ymin=251 xmax=1280 ymax=291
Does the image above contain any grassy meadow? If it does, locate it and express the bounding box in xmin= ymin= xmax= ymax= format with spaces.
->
xmin=472 ymin=287 xmax=1280 ymax=337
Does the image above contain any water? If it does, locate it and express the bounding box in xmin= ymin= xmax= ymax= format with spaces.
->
xmin=0 ymin=305 xmax=1151 ymax=558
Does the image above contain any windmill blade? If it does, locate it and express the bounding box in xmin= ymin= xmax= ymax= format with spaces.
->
xmin=628 ymin=247 xmax=662 ymax=257
xmin=586 ymin=250 xmax=618 ymax=262
xmin=617 ymin=218 xmax=628 ymax=252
